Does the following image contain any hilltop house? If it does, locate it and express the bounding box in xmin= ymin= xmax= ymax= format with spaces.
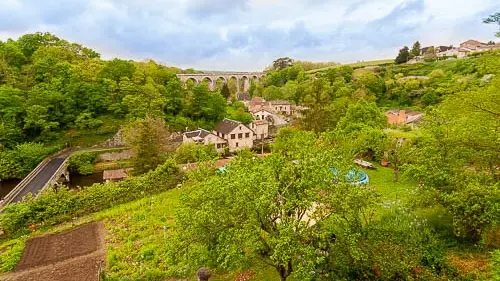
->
xmin=182 ymin=128 xmax=227 ymax=151
xmin=386 ymin=110 xmax=423 ymax=126
xmin=213 ymin=118 xmax=254 ymax=151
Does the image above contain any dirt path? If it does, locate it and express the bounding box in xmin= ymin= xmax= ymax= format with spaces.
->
xmin=1 ymin=222 xmax=106 ymax=281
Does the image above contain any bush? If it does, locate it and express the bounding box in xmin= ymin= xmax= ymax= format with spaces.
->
xmin=0 ymin=238 xmax=26 ymax=272
xmin=0 ymin=143 xmax=58 ymax=180
xmin=173 ymin=143 xmax=220 ymax=164
xmin=67 ymin=151 xmax=100 ymax=175
xmin=492 ymin=250 xmax=500 ymax=281
xmin=0 ymin=160 xmax=182 ymax=236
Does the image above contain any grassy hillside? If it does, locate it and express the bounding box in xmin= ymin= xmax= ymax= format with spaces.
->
xmin=306 ymin=59 xmax=394 ymax=73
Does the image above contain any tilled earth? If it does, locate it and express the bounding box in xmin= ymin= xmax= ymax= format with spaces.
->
xmin=1 ymin=222 xmax=106 ymax=281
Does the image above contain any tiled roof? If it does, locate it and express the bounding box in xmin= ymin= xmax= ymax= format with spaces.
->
xmin=237 ymin=93 xmax=251 ymax=101
xmin=214 ymin=118 xmax=241 ymax=134
xmin=103 ymin=169 xmax=130 ymax=180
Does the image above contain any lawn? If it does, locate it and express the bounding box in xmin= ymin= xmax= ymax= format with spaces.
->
xmin=364 ymin=164 xmax=416 ymax=203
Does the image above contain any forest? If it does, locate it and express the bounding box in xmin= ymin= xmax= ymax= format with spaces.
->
xmin=0 ymin=32 xmax=499 ymax=280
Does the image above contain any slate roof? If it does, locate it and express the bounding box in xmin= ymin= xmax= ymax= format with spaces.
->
xmin=214 ymin=118 xmax=242 ymax=134
xmin=184 ymin=128 xmax=211 ymax=139
xmin=237 ymin=93 xmax=251 ymax=101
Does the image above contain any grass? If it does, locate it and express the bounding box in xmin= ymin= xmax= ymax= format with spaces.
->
xmin=364 ymin=164 xmax=416 ymax=203
xmin=307 ymin=59 xmax=395 ymax=73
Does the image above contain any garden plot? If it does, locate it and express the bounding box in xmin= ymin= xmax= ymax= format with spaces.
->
xmin=2 ymin=222 xmax=105 ymax=281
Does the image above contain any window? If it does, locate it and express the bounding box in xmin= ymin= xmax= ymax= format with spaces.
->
xmin=231 ymin=134 xmax=235 ymax=139
xmin=217 ymin=143 xmax=221 ymax=149
xmin=245 ymin=133 xmax=250 ymax=138
xmin=236 ymin=142 xmax=239 ymax=147
xmin=238 ymin=133 xmax=243 ymax=139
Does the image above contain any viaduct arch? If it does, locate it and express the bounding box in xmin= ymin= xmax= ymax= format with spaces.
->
xmin=177 ymin=72 xmax=266 ymax=92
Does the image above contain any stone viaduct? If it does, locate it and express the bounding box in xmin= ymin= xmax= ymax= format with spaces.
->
xmin=177 ymin=72 xmax=266 ymax=92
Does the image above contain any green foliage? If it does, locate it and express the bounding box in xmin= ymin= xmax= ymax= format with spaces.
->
xmin=173 ymin=143 xmax=220 ymax=164
xmin=483 ymin=12 xmax=500 ymax=37
xmin=124 ymin=116 xmax=177 ymax=175
xmin=395 ymin=46 xmax=410 ymax=64
xmin=0 ymin=238 xmax=26 ymax=272
xmin=492 ymin=250 xmax=500 ymax=281
xmin=67 ymin=151 xmax=99 ymax=175
xmin=0 ymin=143 xmax=57 ymax=180
xmin=0 ymin=160 xmax=182 ymax=236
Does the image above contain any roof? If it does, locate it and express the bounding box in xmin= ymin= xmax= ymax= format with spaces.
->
xmin=184 ymin=128 xmax=211 ymax=139
xmin=406 ymin=114 xmax=423 ymax=124
xmin=250 ymin=108 xmax=274 ymax=114
xmin=270 ymin=100 xmax=291 ymax=105
xmin=103 ymin=169 xmax=130 ymax=180
xmin=214 ymin=118 xmax=242 ymax=134
xmin=461 ymin=39 xmax=486 ymax=46
xmin=237 ymin=93 xmax=251 ymax=101
xmin=436 ymin=46 xmax=453 ymax=52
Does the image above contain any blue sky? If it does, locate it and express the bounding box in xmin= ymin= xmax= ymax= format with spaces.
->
xmin=1 ymin=0 xmax=499 ymax=71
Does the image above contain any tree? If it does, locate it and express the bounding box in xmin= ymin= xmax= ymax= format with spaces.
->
xmin=272 ymin=57 xmax=294 ymax=71
xmin=167 ymin=133 xmax=377 ymax=281
xmin=395 ymin=46 xmax=410 ymax=64
xmin=483 ymin=12 xmax=500 ymax=37
xmin=124 ymin=116 xmax=177 ymax=175
xmin=220 ymin=83 xmax=230 ymax=99
xmin=423 ymin=47 xmax=437 ymax=62
xmin=410 ymin=41 xmax=421 ymax=58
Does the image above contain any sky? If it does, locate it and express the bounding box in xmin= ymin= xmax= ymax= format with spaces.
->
xmin=1 ymin=0 xmax=499 ymax=71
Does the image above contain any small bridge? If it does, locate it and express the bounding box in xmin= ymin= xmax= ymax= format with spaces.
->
xmin=177 ymin=72 xmax=265 ymax=92
xmin=0 ymin=148 xmax=123 ymax=211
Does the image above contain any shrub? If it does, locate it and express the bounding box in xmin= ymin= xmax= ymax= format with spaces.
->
xmin=0 ymin=238 xmax=26 ymax=272
xmin=173 ymin=143 xmax=220 ymax=164
xmin=0 ymin=160 xmax=182 ymax=236
xmin=67 ymin=151 xmax=100 ymax=175
xmin=492 ymin=250 xmax=500 ymax=281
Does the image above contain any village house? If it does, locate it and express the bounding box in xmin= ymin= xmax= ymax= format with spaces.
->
xmin=250 ymin=109 xmax=288 ymax=126
xmin=182 ymin=128 xmax=227 ymax=152
xmin=213 ymin=118 xmax=254 ymax=151
xmin=386 ymin=110 xmax=424 ymax=127
xmin=269 ymin=100 xmax=292 ymax=115
xmin=250 ymin=119 xmax=269 ymax=140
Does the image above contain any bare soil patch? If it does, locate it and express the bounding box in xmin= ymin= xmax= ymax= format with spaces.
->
xmin=1 ymin=221 xmax=105 ymax=281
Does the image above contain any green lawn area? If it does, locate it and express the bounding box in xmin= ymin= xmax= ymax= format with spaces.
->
xmin=306 ymin=59 xmax=395 ymax=73
xmin=364 ymin=164 xmax=417 ymax=203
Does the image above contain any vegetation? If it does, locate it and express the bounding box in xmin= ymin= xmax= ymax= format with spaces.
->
xmin=0 ymin=29 xmax=499 ymax=280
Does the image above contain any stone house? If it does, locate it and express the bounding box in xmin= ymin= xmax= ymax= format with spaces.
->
xmin=270 ymin=100 xmax=292 ymax=115
xmin=386 ymin=110 xmax=423 ymax=126
xmin=213 ymin=119 xmax=254 ymax=151
xmin=250 ymin=119 xmax=269 ymax=140
xmin=460 ymin=40 xmax=487 ymax=51
xmin=250 ymin=109 xmax=288 ymax=127
xmin=182 ymin=128 xmax=227 ymax=151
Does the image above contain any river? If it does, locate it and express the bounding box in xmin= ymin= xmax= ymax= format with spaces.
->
xmin=0 ymin=179 xmax=21 ymax=199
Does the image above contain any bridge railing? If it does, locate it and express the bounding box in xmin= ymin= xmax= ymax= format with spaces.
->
xmin=38 ymin=158 xmax=70 ymax=196
xmin=0 ymin=148 xmax=70 ymax=210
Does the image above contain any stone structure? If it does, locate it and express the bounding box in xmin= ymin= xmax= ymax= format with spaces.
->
xmin=177 ymin=72 xmax=265 ymax=92
xmin=213 ymin=118 xmax=254 ymax=151
xmin=182 ymin=128 xmax=227 ymax=152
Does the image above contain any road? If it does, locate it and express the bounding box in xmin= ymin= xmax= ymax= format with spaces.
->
xmin=11 ymin=157 xmax=67 ymax=203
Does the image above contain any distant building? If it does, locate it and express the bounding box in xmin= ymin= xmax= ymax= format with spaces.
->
xmin=460 ymin=40 xmax=487 ymax=51
xmin=386 ymin=110 xmax=424 ymax=126
xmin=269 ymin=100 xmax=292 ymax=115
xmin=213 ymin=118 xmax=254 ymax=151
xmin=183 ymin=128 xmax=227 ymax=152
xmin=250 ymin=109 xmax=288 ymax=127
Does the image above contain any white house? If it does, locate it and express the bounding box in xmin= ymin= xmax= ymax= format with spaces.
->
xmin=213 ymin=119 xmax=254 ymax=151
xmin=251 ymin=109 xmax=288 ymax=126
xmin=182 ymin=128 xmax=227 ymax=152
xmin=250 ymin=119 xmax=269 ymax=140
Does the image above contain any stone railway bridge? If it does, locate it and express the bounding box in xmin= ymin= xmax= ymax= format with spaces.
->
xmin=177 ymin=72 xmax=266 ymax=92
